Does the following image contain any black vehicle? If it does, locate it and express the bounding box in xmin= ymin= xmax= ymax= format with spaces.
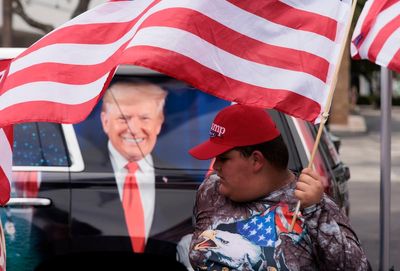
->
xmin=2 ymin=66 xmax=350 ymax=271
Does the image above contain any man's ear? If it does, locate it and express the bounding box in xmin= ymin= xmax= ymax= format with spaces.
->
xmin=100 ymin=111 xmax=109 ymax=135
xmin=251 ymin=150 xmax=265 ymax=172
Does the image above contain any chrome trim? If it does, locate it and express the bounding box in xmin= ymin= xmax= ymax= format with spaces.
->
xmin=116 ymin=64 xmax=160 ymax=75
xmin=5 ymin=198 xmax=51 ymax=207
xmin=63 ymin=124 xmax=85 ymax=172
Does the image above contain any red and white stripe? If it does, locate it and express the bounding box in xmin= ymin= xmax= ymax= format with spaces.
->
xmin=0 ymin=59 xmax=12 ymax=205
xmin=351 ymin=0 xmax=400 ymax=73
xmin=0 ymin=126 xmax=12 ymax=205
xmin=275 ymin=204 xmax=303 ymax=234
xmin=0 ymin=0 xmax=352 ymax=125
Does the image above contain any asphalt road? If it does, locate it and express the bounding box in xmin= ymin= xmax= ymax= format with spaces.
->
xmin=333 ymin=106 xmax=400 ymax=271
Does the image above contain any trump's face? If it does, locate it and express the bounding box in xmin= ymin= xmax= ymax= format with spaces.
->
xmin=101 ymin=84 xmax=164 ymax=162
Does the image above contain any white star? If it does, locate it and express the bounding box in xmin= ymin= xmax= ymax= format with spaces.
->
xmin=243 ymin=223 xmax=250 ymax=230
xmin=251 ymin=217 xmax=258 ymax=224
xmin=265 ymin=216 xmax=272 ymax=223
xmin=258 ymin=234 xmax=265 ymax=241
xmin=257 ymin=223 xmax=263 ymax=230
xmin=267 ymin=239 xmax=274 ymax=246
xmin=249 ymin=229 xmax=257 ymax=236
xmin=266 ymin=226 xmax=272 ymax=234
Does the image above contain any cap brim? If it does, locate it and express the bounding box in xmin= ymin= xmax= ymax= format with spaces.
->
xmin=189 ymin=140 xmax=233 ymax=160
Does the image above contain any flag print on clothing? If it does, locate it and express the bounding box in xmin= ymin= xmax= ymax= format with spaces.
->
xmin=237 ymin=208 xmax=277 ymax=248
xmin=195 ymin=204 xmax=304 ymax=270
xmin=191 ymin=175 xmax=372 ymax=270
xmin=238 ymin=204 xmax=303 ymax=247
xmin=274 ymin=204 xmax=303 ymax=235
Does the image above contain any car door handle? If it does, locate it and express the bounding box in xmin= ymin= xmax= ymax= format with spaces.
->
xmin=4 ymin=198 xmax=52 ymax=207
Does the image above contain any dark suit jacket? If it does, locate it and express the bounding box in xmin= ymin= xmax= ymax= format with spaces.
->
xmin=69 ymin=142 xmax=177 ymax=256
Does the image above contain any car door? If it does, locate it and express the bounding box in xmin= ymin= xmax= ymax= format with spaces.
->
xmin=288 ymin=117 xmax=350 ymax=211
xmin=2 ymin=122 xmax=82 ymax=271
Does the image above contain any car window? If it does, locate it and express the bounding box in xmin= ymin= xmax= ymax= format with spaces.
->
xmin=320 ymin=129 xmax=342 ymax=167
xmin=73 ymin=75 xmax=230 ymax=173
xmin=73 ymin=75 xmax=303 ymax=175
xmin=13 ymin=122 xmax=70 ymax=167
xmin=291 ymin=118 xmax=331 ymax=189
xmin=267 ymin=110 xmax=299 ymax=172
xmin=305 ymin=123 xmax=341 ymax=168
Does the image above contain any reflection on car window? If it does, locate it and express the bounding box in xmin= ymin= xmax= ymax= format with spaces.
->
xmin=321 ymin=129 xmax=341 ymax=167
xmin=13 ymin=123 xmax=70 ymax=167
xmin=267 ymin=110 xmax=298 ymax=172
xmin=73 ymin=76 xmax=230 ymax=173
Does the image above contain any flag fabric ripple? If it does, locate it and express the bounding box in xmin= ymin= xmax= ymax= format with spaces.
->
xmin=351 ymin=0 xmax=400 ymax=73
xmin=0 ymin=59 xmax=12 ymax=204
xmin=0 ymin=0 xmax=352 ymax=125
xmin=0 ymin=126 xmax=12 ymax=205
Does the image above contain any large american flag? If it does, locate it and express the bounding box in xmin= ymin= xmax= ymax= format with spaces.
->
xmin=0 ymin=59 xmax=12 ymax=204
xmin=351 ymin=0 xmax=400 ymax=73
xmin=0 ymin=0 xmax=353 ymax=126
xmin=0 ymin=126 xmax=12 ymax=205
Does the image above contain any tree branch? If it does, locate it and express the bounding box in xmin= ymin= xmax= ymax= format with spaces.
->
xmin=12 ymin=0 xmax=54 ymax=33
xmin=71 ymin=0 xmax=91 ymax=19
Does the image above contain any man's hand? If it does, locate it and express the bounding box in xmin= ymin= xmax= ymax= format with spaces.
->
xmin=295 ymin=168 xmax=324 ymax=209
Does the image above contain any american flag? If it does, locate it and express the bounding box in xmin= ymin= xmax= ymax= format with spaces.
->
xmin=0 ymin=126 xmax=12 ymax=205
xmin=0 ymin=0 xmax=352 ymax=126
xmin=274 ymin=204 xmax=303 ymax=234
xmin=351 ymin=0 xmax=400 ymax=73
xmin=237 ymin=211 xmax=277 ymax=247
xmin=0 ymin=59 xmax=12 ymax=204
xmin=237 ymin=204 xmax=303 ymax=247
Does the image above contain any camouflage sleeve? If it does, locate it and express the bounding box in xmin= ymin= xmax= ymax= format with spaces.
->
xmin=302 ymin=195 xmax=372 ymax=271
xmin=189 ymin=175 xmax=222 ymax=270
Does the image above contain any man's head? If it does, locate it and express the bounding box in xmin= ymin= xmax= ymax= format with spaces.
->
xmin=101 ymin=80 xmax=167 ymax=162
xmin=189 ymin=104 xmax=289 ymax=202
xmin=189 ymin=104 xmax=281 ymax=160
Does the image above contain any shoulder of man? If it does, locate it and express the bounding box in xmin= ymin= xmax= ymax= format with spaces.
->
xmin=302 ymin=194 xmax=351 ymax=227
xmin=197 ymin=173 xmax=220 ymax=198
xmin=194 ymin=173 xmax=232 ymax=214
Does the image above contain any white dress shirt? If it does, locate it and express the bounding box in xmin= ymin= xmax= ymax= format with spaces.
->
xmin=108 ymin=141 xmax=155 ymax=243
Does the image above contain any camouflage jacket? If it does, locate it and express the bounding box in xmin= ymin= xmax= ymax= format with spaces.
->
xmin=189 ymin=174 xmax=371 ymax=271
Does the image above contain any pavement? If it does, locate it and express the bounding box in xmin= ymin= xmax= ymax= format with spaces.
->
xmin=330 ymin=106 xmax=400 ymax=183
xmin=330 ymin=113 xmax=367 ymax=134
xmin=329 ymin=105 xmax=400 ymax=270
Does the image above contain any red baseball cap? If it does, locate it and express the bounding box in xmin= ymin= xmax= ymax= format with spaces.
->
xmin=189 ymin=104 xmax=281 ymax=160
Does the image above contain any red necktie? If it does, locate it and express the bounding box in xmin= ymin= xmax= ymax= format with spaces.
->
xmin=123 ymin=162 xmax=145 ymax=253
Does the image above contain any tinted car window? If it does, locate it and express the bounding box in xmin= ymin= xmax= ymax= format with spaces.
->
xmin=73 ymin=75 xmax=303 ymax=178
xmin=305 ymin=124 xmax=341 ymax=168
xmin=267 ymin=110 xmax=299 ymax=172
xmin=73 ymin=76 xmax=230 ymax=173
xmin=13 ymin=122 xmax=70 ymax=167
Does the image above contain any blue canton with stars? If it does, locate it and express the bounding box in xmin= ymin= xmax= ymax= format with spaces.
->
xmin=237 ymin=211 xmax=277 ymax=247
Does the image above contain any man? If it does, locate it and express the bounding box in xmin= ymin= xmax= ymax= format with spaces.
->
xmin=188 ymin=104 xmax=370 ymax=270
xmin=99 ymin=79 xmax=167 ymax=253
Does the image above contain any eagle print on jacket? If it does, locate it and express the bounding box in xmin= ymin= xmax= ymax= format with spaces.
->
xmin=189 ymin=174 xmax=371 ymax=271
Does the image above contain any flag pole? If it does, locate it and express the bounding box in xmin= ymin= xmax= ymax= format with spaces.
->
xmin=289 ymin=0 xmax=358 ymax=232
xmin=379 ymin=67 xmax=392 ymax=271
